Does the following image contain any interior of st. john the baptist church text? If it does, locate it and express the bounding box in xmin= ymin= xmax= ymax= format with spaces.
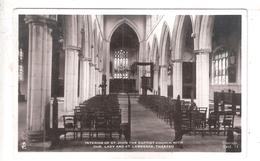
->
xmin=18 ymin=15 xmax=241 ymax=152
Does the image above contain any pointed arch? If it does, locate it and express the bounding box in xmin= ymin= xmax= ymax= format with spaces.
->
xmin=174 ymin=15 xmax=193 ymax=60
xmin=152 ymin=35 xmax=159 ymax=64
xmin=199 ymin=15 xmax=215 ymax=51
xmin=86 ymin=15 xmax=92 ymax=58
xmin=193 ymin=15 xmax=202 ymax=50
xmin=171 ymin=15 xmax=181 ymax=60
xmin=159 ymin=21 xmax=171 ymax=65
xmin=92 ymin=19 xmax=98 ymax=61
xmin=147 ymin=42 xmax=151 ymax=62
xmin=108 ymin=18 xmax=141 ymax=42
xmin=82 ymin=15 xmax=91 ymax=58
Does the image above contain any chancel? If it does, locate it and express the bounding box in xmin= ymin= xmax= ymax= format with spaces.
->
xmin=18 ymin=14 xmax=241 ymax=152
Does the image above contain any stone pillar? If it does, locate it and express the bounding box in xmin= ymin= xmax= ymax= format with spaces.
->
xmin=79 ymin=58 xmax=89 ymax=103
xmin=195 ymin=50 xmax=210 ymax=109
xmin=172 ymin=61 xmax=182 ymax=99
xmin=64 ymin=16 xmax=79 ymax=112
xmin=138 ymin=41 xmax=146 ymax=94
xmin=104 ymin=40 xmax=110 ymax=94
xmin=99 ymin=70 xmax=102 ymax=94
xmin=95 ymin=67 xmax=99 ymax=95
xmin=97 ymin=70 xmax=101 ymax=95
xmin=153 ymin=67 xmax=159 ymax=94
xmin=87 ymin=60 xmax=92 ymax=98
xmin=85 ymin=60 xmax=90 ymax=99
xmin=88 ymin=62 xmax=93 ymax=97
xmin=160 ymin=66 xmax=168 ymax=97
xmin=64 ymin=49 xmax=79 ymax=111
xmin=25 ymin=15 xmax=56 ymax=142
xmin=78 ymin=28 xmax=88 ymax=103
xmin=89 ymin=62 xmax=96 ymax=97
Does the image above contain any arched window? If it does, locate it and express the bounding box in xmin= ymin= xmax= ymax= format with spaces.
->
xmin=212 ymin=47 xmax=236 ymax=85
xmin=113 ymin=49 xmax=128 ymax=79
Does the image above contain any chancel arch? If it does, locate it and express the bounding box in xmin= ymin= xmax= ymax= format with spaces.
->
xmin=109 ymin=23 xmax=140 ymax=93
xmin=108 ymin=18 xmax=141 ymax=43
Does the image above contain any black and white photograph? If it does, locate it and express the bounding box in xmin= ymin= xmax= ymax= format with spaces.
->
xmin=17 ymin=13 xmax=242 ymax=152
xmin=2 ymin=1 xmax=260 ymax=160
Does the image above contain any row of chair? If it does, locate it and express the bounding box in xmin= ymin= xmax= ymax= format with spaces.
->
xmin=139 ymin=95 xmax=235 ymax=136
xmin=139 ymin=95 xmax=176 ymax=127
xmin=62 ymin=95 xmax=122 ymax=140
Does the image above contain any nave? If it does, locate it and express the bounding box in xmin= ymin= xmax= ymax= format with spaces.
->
xmin=18 ymin=14 xmax=242 ymax=152
xmin=19 ymin=94 xmax=239 ymax=152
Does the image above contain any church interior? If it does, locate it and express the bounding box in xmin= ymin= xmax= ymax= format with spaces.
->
xmin=18 ymin=14 xmax=242 ymax=152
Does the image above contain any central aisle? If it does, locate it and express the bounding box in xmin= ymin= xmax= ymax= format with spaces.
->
xmin=50 ymin=94 xmax=226 ymax=152
xmin=118 ymin=94 xmax=175 ymax=142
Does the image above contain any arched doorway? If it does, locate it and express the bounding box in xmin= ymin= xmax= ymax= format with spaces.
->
xmin=109 ymin=23 xmax=139 ymax=93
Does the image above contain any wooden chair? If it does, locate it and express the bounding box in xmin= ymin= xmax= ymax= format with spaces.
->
xmin=207 ymin=112 xmax=220 ymax=135
xmin=181 ymin=109 xmax=191 ymax=134
xmin=107 ymin=114 xmax=122 ymax=139
xmin=198 ymin=107 xmax=207 ymax=128
xmin=190 ymin=110 xmax=202 ymax=134
xmin=94 ymin=112 xmax=108 ymax=138
xmin=80 ymin=112 xmax=95 ymax=139
xmin=63 ymin=115 xmax=76 ymax=140
xmin=222 ymin=113 xmax=235 ymax=135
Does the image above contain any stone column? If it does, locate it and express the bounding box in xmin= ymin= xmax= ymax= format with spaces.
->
xmin=64 ymin=15 xmax=79 ymax=112
xmin=25 ymin=15 xmax=56 ymax=142
xmin=195 ymin=49 xmax=210 ymax=109
xmin=160 ymin=65 xmax=168 ymax=97
xmin=89 ymin=62 xmax=96 ymax=97
xmin=85 ymin=59 xmax=90 ymax=99
xmin=95 ymin=66 xmax=99 ymax=95
xmin=79 ymin=57 xmax=90 ymax=103
xmin=172 ymin=61 xmax=182 ymax=99
xmin=64 ymin=48 xmax=79 ymax=111
xmin=138 ymin=41 xmax=146 ymax=94
xmin=104 ymin=40 xmax=110 ymax=94
xmin=153 ymin=67 xmax=159 ymax=94
xmin=87 ymin=59 xmax=92 ymax=98
xmin=99 ymin=70 xmax=102 ymax=94
xmin=78 ymin=28 xmax=88 ymax=103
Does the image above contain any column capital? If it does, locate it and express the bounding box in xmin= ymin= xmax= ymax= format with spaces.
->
xmin=171 ymin=59 xmax=183 ymax=64
xmin=139 ymin=39 xmax=146 ymax=43
xmin=104 ymin=39 xmax=110 ymax=43
xmin=89 ymin=62 xmax=95 ymax=67
xmin=87 ymin=57 xmax=92 ymax=62
xmin=65 ymin=45 xmax=81 ymax=51
xmin=159 ymin=65 xmax=168 ymax=68
xmin=24 ymin=15 xmax=57 ymax=28
xmin=194 ymin=48 xmax=211 ymax=55
xmin=80 ymin=57 xmax=91 ymax=62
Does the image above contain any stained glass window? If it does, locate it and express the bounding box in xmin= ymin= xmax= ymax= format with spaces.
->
xmin=212 ymin=47 xmax=236 ymax=85
xmin=114 ymin=49 xmax=129 ymax=79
